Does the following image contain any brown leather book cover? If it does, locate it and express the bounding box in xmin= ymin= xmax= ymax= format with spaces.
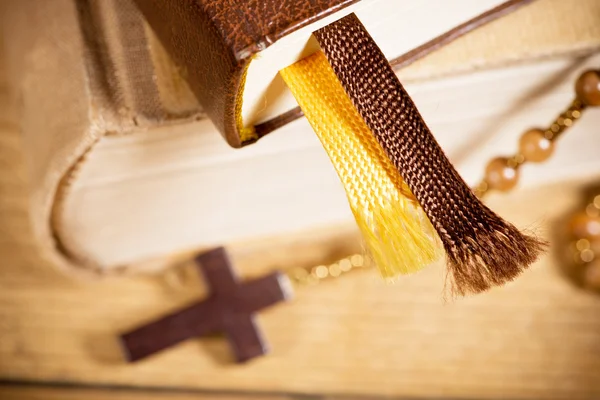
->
xmin=133 ymin=0 xmax=530 ymax=148
xmin=132 ymin=0 xmax=358 ymax=148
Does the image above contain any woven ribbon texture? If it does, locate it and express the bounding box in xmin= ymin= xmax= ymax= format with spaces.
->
xmin=280 ymin=52 xmax=441 ymax=278
xmin=313 ymin=13 xmax=545 ymax=296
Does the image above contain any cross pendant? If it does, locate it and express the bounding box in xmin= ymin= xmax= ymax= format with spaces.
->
xmin=119 ymin=247 xmax=293 ymax=363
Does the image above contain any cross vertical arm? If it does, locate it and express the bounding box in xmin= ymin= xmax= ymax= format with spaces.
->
xmin=120 ymin=298 xmax=221 ymax=362
xmin=196 ymin=247 xmax=239 ymax=295
xmin=223 ymin=314 xmax=268 ymax=362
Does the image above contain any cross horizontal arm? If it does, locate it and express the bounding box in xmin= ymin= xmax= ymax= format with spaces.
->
xmin=237 ymin=272 xmax=293 ymax=313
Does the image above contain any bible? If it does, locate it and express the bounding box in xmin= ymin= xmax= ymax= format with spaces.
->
xmin=2 ymin=0 xmax=600 ymax=276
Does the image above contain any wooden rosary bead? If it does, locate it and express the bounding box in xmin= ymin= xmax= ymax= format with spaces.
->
xmin=519 ymin=128 xmax=554 ymax=162
xmin=474 ymin=68 xmax=591 ymax=197
xmin=568 ymin=212 xmax=600 ymax=240
xmin=484 ymin=157 xmax=519 ymax=191
xmin=575 ymin=69 xmax=600 ymax=107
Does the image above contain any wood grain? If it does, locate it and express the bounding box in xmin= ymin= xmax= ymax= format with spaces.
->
xmin=1 ymin=58 xmax=600 ymax=400
xmin=0 ymin=384 xmax=288 ymax=400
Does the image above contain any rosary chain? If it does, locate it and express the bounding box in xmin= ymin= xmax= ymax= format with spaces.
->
xmin=286 ymin=254 xmax=373 ymax=285
xmin=474 ymin=99 xmax=586 ymax=197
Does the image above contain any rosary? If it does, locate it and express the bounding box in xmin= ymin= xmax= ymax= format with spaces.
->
xmin=119 ymin=14 xmax=600 ymax=364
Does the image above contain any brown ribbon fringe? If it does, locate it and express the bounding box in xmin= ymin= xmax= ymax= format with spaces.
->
xmin=314 ymin=14 xmax=546 ymax=296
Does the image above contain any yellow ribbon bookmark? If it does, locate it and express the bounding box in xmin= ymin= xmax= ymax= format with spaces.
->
xmin=280 ymin=51 xmax=441 ymax=278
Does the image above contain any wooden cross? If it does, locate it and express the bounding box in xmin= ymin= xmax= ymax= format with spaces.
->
xmin=120 ymin=247 xmax=293 ymax=363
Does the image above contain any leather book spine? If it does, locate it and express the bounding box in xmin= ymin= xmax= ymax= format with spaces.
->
xmin=132 ymin=0 xmax=358 ymax=148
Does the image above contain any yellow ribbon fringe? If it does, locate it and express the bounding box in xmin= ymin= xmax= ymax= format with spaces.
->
xmin=280 ymin=51 xmax=441 ymax=278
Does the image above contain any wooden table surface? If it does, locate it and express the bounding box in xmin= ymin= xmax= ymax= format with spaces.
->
xmin=1 ymin=62 xmax=600 ymax=400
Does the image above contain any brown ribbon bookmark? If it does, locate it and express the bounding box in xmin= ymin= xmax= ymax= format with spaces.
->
xmin=314 ymin=14 xmax=546 ymax=296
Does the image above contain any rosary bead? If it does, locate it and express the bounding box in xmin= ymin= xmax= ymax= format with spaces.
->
xmin=484 ymin=157 xmax=518 ymax=191
xmin=568 ymin=212 xmax=600 ymax=239
xmin=519 ymin=128 xmax=554 ymax=162
xmin=575 ymin=69 xmax=600 ymax=106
